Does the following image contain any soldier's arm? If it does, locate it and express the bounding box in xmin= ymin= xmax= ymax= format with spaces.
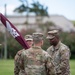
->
xmin=56 ymin=48 xmax=70 ymax=74
xmin=14 ymin=50 xmax=23 ymax=75
xmin=46 ymin=54 xmax=56 ymax=75
xmin=14 ymin=65 xmax=20 ymax=75
xmin=20 ymin=51 xmax=25 ymax=70
xmin=14 ymin=53 xmax=20 ymax=75
xmin=20 ymin=51 xmax=28 ymax=75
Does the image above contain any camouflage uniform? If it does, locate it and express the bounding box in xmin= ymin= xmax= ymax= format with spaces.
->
xmin=20 ymin=32 xmax=55 ymax=75
xmin=14 ymin=35 xmax=33 ymax=75
xmin=21 ymin=47 xmax=55 ymax=75
xmin=47 ymin=30 xmax=71 ymax=75
xmin=14 ymin=49 xmax=25 ymax=75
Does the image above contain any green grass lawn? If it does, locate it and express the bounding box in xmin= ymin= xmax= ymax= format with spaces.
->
xmin=70 ymin=60 xmax=75 ymax=75
xmin=0 ymin=59 xmax=75 ymax=75
xmin=0 ymin=59 xmax=14 ymax=75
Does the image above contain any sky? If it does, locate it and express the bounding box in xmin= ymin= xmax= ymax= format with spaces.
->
xmin=0 ymin=0 xmax=75 ymax=20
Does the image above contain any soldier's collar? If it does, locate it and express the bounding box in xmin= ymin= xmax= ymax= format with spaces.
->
xmin=32 ymin=46 xmax=41 ymax=49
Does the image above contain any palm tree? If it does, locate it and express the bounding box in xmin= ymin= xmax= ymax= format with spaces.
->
xmin=14 ymin=0 xmax=29 ymax=24
xmin=29 ymin=1 xmax=49 ymax=24
xmin=14 ymin=4 xmax=28 ymax=13
xmin=14 ymin=0 xmax=49 ymax=23
xmin=14 ymin=0 xmax=49 ymax=33
xmin=29 ymin=1 xmax=48 ymax=16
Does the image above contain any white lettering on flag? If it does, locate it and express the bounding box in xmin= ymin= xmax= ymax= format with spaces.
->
xmin=6 ymin=21 xmax=20 ymax=38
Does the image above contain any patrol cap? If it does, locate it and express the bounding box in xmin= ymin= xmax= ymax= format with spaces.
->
xmin=24 ymin=35 xmax=33 ymax=41
xmin=47 ymin=30 xmax=59 ymax=39
xmin=32 ymin=32 xmax=43 ymax=40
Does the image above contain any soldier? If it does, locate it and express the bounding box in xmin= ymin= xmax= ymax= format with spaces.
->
xmin=14 ymin=35 xmax=33 ymax=75
xmin=20 ymin=32 xmax=55 ymax=75
xmin=46 ymin=30 xmax=71 ymax=75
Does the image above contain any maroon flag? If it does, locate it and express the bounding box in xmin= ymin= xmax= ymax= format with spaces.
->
xmin=0 ymin=13 xmax=30 ymax=49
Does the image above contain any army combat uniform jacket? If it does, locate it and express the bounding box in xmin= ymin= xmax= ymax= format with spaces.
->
xmin=47 ymin=41 xmax=71 ymax=75
xmin=20 ymin=46 xmax=55 ymax=75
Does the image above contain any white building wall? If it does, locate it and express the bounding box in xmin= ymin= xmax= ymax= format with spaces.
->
xmin=0 ymin=15 xmax=75 ymax=32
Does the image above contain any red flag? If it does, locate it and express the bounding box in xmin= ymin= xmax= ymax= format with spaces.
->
xmin=0 ymin=13 xmax=30 ymax=49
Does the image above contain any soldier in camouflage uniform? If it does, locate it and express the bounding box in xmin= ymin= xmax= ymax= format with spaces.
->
xmin=46 ymin=30 xmax=71 ymax=75
xmin=14 ymin=35 xmax=33 ymax=75
xmin=20 ymin=32 xmax=55 ymax=75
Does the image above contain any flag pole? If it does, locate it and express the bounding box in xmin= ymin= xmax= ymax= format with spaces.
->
xmin=4 ymin=4 xmax=7 ymax=59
